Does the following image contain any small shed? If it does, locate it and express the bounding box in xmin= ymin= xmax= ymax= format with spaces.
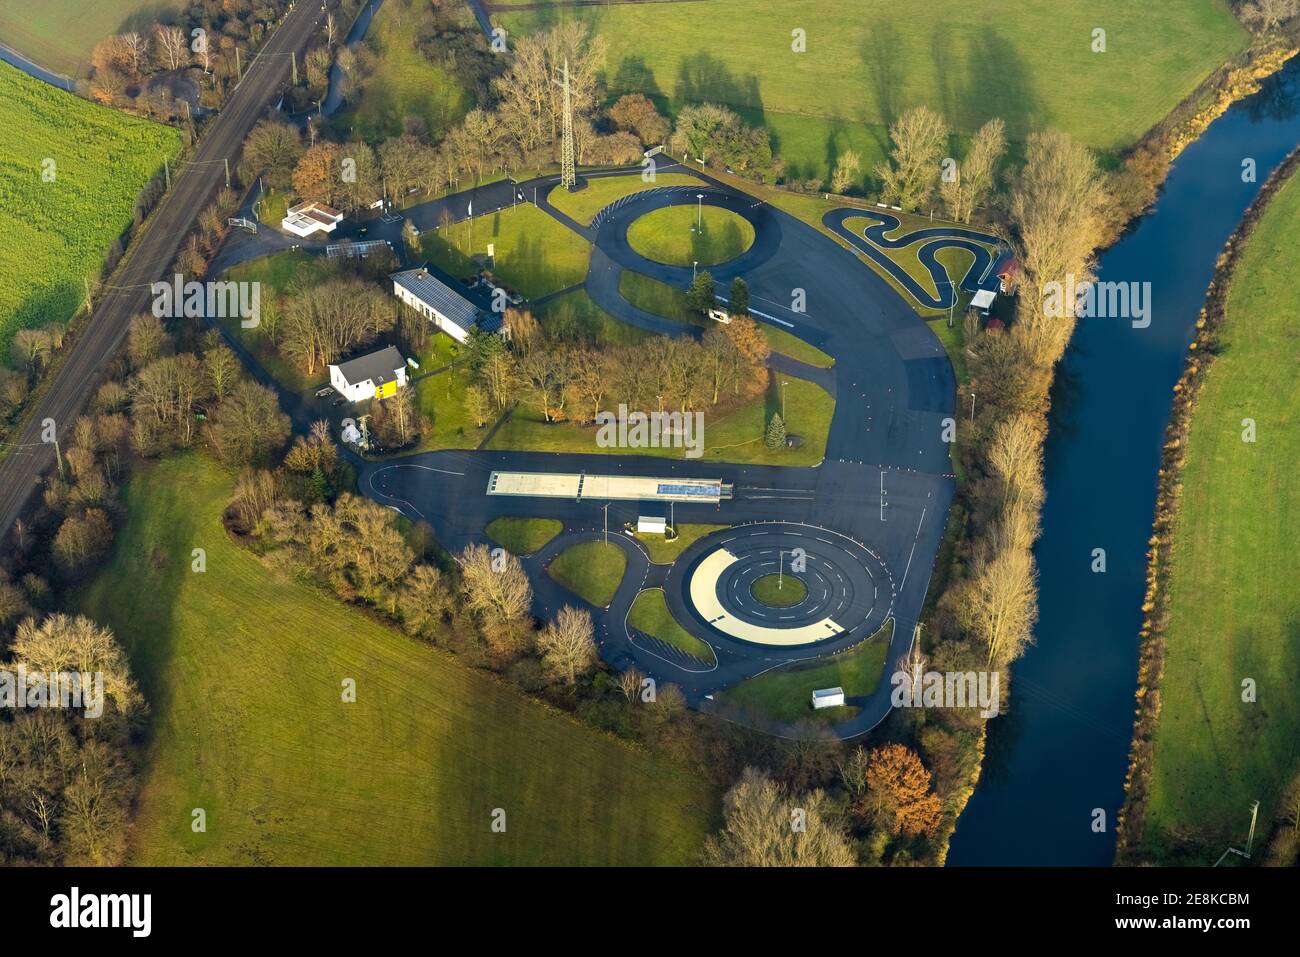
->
xmin=637 ymin=515 xmax=667 ymax=535
xmin=811 ymin=687 xmax=846 ymax=710
xmin=970 ymin=289 xmax=997 ymax=315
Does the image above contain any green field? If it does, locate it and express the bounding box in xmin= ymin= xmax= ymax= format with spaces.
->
xmin=635 ymin=523 xmax=728 ymax=563
xmin=75 ymin=455 xmax=714 ymax=864
xmin=549 ymin=173 xmax=708 ymax=225
xmin=503 ymin=0 xmax=1246 ymax=184
xmin=489 ymin=371 xmax=834 ymax=467
xmin=751 ymin=573 xmax=806 ymax=607
xmin=486 ymin=516 xmax=563 ymax=556
xmin=329 ymin=0 xmax=475 ymax=143
xmin=0 ymin=62 xmax=180 ymax=351
xmin=1140 ymin=172 xmax=1300 ymax=863
xmin=0 ymin=1 xmax=182 ymax=77
xmin=628 ymin=589 xmax=716 ymax=665
xmin=718 ymin=620 xmax=893 ymax=724
xmin=421 ymin=203 xmax=592 ymax=299
xmin=547 ymin=540 xmax=627 ymax=608
xmin=626 ymin=205 xmax=755 ymax=266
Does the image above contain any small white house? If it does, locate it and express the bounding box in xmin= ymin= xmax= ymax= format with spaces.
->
xmin=392 ymin=267 xmax=487 ymax=344
xmin=328 ymin=345 xmax=407 ymax=403
xmin=811 ymin=687 xmax=846 ymax=710
xmin=281 ymin=200 xmax=343 ymax=238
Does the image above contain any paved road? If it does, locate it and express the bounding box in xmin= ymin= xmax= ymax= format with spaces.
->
xmin=0 ymin=0 xmax=328 ymax=540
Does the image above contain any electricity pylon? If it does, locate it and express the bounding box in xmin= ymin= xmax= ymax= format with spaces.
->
xmin=559 ymin=57 xmax=576 ymax=190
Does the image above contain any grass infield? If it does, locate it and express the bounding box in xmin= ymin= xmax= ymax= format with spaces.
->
xmin=486 ymin=516 xmax=563 ymax=556
xmin=626 ymin=205 xmax=755 ymax=266
xmin=750 ymin=573 xmax=807 ymax=608
xmin=628 ymin=589 xmax=716 ymax=665
xmin=546 ymin=540 xmax=627 ymax=607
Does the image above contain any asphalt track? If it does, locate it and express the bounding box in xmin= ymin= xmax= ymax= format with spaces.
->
xmin=356 ymin=169 xmax=959 ymax=738
xmin=0 ymin=0 xmax=327 ymax=539
xmin=824 ymin=208 xmax=1003 ymax=310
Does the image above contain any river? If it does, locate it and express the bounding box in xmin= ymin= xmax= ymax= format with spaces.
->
xmin=947 ymin=55 xmax=1300 ymax=866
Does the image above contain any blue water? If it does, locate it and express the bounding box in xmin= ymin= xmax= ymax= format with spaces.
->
xmin=948 ymin=57 xmax=1300 ymax=865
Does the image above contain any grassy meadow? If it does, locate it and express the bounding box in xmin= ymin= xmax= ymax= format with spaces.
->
xmin=76 ymin=455 xmax=717 ymax=865
xmin=329 ymin=0 xmax=475 ymax=143
xmin=1139 ymin=172 xmax=1300 ymax=862
xmin=0 ymin=0 xmax=182 ymax=76
xmin=502 ymin=0 xmax=1247 ymax=184
xmin=0 ymin=62 xmax=180 ymax=350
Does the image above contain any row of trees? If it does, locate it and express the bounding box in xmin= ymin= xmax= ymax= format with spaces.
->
xmin=456 ymin=302 xmax=770 ymax=426
xmin=873 ymin=105 xmax=1008 ymax=222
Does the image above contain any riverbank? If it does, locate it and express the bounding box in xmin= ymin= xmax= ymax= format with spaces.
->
xmin=1115 ymin=146 xmax=1300 ymax=866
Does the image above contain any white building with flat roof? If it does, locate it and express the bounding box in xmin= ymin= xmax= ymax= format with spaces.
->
xmin=487 ymin=471 xmax=733 ymax=503
xmin=281 ymin=201 xmax=343 ymax=238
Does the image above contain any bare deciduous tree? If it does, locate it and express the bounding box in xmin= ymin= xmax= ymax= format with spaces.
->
xmin=459 ymin=543 xmax=533 ymax=625
xmin=940 ymin=117 xmax=1006 ymax=223
xmin=537 ymin=605 xmax=597 ymax=685
xmin=874 ymin=106 xmax=949 ymax=211
xmin=702 ymin=768 xmax=856 ymax=866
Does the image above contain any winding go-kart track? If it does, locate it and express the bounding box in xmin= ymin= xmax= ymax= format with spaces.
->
xmin=353 ymin=167 xmax=965 ymax=739
xmin=823 ymin=208 xmax=1003 ymax=311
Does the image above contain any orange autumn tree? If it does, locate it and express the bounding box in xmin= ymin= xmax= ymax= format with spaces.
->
xmin=862 ymin=743 xmax=944 ymax=838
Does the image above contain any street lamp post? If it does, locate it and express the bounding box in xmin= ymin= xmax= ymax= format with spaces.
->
xmin=692 ymin=260 xmax=698 ymax=280
xmin=696 ymin=193 xmax=704 ymax=230
xmin=781 ymin=380 xmax=789 ymax=422
xmin=969 ymin=391 xmax=976 ymax=421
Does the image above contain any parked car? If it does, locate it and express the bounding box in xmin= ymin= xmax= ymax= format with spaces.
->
xmin=315 ymin=386 xmax=334 ymax=398
xmin=331 ymin=397 xmax=347 ymax=407
xmin=707 ymin=308 xmax=732 ymax=324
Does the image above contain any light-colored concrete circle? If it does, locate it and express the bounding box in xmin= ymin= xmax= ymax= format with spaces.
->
xmin=683 ymin=523 xmax=894 ymax=648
